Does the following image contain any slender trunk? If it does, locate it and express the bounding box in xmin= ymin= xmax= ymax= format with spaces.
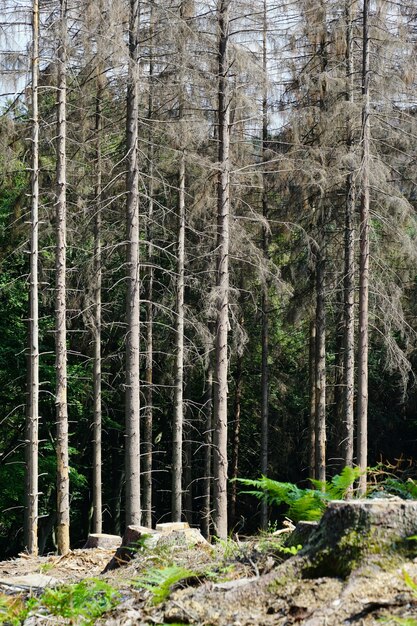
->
xmin=309 ymin=320 xmax=316 ymax=479
xmin=125 ymin=0 xmax=141 ymax=525
xmin=172 ymin=148 xmax=186 ymax=522
xmin=202 ymin=364 xmax=213 ymax=539
xmin=260 ymin=0 xmax=269 ymax=529
xmin=92 ymin=64 xmax=103 ymax=534
xmin=183 ymin=418 xmax=193 ymax=525
xmin=143 ymin=4 xmax=155 ymax=530
xmin=55 ymin=0 xmax=70 ymax=555
xmin=315 ymin=251 xmax=326 ymax=484
xmin=26 ymin=0 xmax=40 ymax=556
xmin=357 ymin=0 xmax=370 ymax=495
xmin=213 ymin=0 xmax=231 ymax=540
xmin=342 ymin=0 xmax=356 ymax=469
xmin=229 ymin=352 xmax=242 ymax=528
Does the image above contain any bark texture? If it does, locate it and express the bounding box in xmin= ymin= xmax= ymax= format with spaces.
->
xmin=125 ymin=0 xmax=141 ymax=526
xmin=55 ymin=0 xmax=70 ymax=555
xmin=26 ymin=0 xmax=40 ymax=556
xmin=213 ymin=0 xmax=231 ymax=540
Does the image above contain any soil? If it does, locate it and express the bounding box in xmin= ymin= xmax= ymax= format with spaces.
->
xmin=2 ymin=501 xmax=417 ymax=625
xmin=0 ymin=538 xmax=416 ymax=625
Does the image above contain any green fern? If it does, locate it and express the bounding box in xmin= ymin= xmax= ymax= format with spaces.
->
xmin=236 ymin=467 xmax=362 ymax=523
xmin=134 ymin=566 xmax=196 ymax=605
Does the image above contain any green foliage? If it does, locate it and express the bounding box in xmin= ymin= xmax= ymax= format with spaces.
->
xmin=39 ymin=578 xmax=120 ymax=625
xmin=0 ymin=593 xmax=28 ymax=625
xmin=236 ymin=467 xmax=362 ymax=523
xmin=134 ymin=566 xmax=196 ymax=605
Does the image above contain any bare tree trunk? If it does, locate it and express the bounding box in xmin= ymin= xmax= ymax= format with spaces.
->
xmin=125 ymin=0 xmax=141 ymax=525
xmin=92 ymin=62 xmax=103 ymax=534
xmin=308 ymin=320 xmax=316 ymax=479
xmin=26 ymin=0 xmax=40 ymax=556
xmin=55 ymin=0 xmax=70 ymax=555
xmin=357 ymin=0 xmax=370 ymax=495
xmin=201 ymin=364 xmax=213 ymax=539
xmin=342 ymin=0 xmax=356 ymax=470
xmin=229 ymin=351 xmax=242 ymax=528
xmin=315 ymin=251 xmax=326 ymax=484
xmin=172 ymin=147 xmax=186 ymax=522
xmin=213 ymin=0 xmax=231 ymax=540
xmin=260 ymin=0 xmax=269 ymax=528
xmin=143 ymin=4 xmax=155 ymax=530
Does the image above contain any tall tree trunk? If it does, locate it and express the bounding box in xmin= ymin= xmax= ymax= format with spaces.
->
xmin=125 ymin=0 xmax=141 ymax=525
xmin=172 ymin=146 xmax=186 ymax=521
xmin=309 ymin=320 xmax=316 ymax=479
xmin=357 ymin=0 xmax=370 ymax=495
xmin=55 ymin=0 xmax=70 ymax=555
xmin=26 ymin=0 xmax=40 ymax=556
xmin=213 ymin=0 xmax=231 ymax=540
xmin=260 ymin=0 xmax=269 ymax=529
xmin=342 ymin=0 xmax=356 ymax=469
xmin=229 ymin=350 xmax=242 ymax=528
xmin=315 ymin=250 xmax=326 ymax=483
xmin=92 ymin=62 xmax=103 ymax=534
xmin=201 ymin=364 xmax=213 ymax=539
xmin=143 ymin=3 xmax=155 ymax=530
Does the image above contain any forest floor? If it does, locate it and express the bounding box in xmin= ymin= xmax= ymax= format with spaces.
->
xmin=1 ymin=530 xmax=417 ymax=625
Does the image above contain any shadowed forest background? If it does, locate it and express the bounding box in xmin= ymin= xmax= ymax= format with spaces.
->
xmin=0 ymin=0 xmax=417 ymax=558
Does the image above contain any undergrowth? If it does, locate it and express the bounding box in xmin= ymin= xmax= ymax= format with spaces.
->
xmin=133 ymin=565 xmax=196 ymax=605
xmin=236 ymin=466 xmax=362 ymax=522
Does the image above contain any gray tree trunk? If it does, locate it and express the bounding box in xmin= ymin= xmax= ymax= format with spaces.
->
xmin=26 ymin=0 xmax=40 ymax=556
xmin=143 ymin=4 xmax=155 ymax=530
xmin=125 ymin=0 xmax=141 ymax=525
xmin=229 ymin=348 xmax=242 ymax=527
xmin=308 ymin=320 xmax=316 ymax=479
xmin=55 ymin=0 xmax=70 ymax=555
xmin=342 ymin=0 xmax=356 ymax=469
xmin=357 ymin=0 xmax=370 ymax=495
xmin=92 ymin=61 xmax=104 ymax=534
xmin=172 ymin=146 xmax=186 ymax=522
xmin=202 ymin=364 xmax=213 ymax=539
xmin=315 ymin=252 xmax=326 ymax=484
xmin=213 ymin=0 xmax=231 ymax=540
xmin=260 ymin=0 xmax=269 ymax=530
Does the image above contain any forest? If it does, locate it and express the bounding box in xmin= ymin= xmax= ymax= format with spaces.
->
xmin=0 ymin=0 xmax=417 ymax=561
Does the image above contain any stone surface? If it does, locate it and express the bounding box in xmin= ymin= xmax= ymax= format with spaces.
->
xmin=83 ymin=534 xmax=122 ymax=550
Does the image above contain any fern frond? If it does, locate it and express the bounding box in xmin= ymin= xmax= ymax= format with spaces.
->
xmin=134 ymin=566 xmax=195 ymax=605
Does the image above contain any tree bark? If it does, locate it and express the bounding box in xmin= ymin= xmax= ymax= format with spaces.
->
xmin=26 ymin=0 xmax=40 ymax=556
xmin=92 ymin=59 xmax=104 ymax=534
xmin=142 ymin=0 xmax=155 ymax=531
xmin=202 ymin=364 xmax=213 ymax=540
xmin=213 ymin=0 xmax=231 ymax=540
xmin=357 ymin=0 xmax=370 ymax=495
xmin=125 ymin=0 xmax=141 ymax=525
xmin=229 ymin=350 xmax=242 ymax=528
xmin=260 ymin=0 xmax=269 ymax=530
xmin=172 ymin=146 xmax=186 ymax=522
xmin=315 ymin=251 xmax=326 ymax=484
xmin=342 ymin=0 xmax=356 ymax=469
xmin=55 ymin=0 xmax=70 ymax=555
xmin=308 ymin=320 xmax=316 ymax=479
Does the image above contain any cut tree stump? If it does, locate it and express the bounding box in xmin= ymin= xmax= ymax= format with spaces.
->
xmin=103 ymin=525 xmax=157 ymax=572
xmin=83 ymin=533 xmax=122 ymax=550
xmin=103 ymin=523 xmax=208 ymax=572
xmin=300 ymin=498 xmax=417 ymax=578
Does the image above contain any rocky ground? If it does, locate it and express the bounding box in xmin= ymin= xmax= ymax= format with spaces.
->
xmin=1 ymin=502 xmax=417 ymax=625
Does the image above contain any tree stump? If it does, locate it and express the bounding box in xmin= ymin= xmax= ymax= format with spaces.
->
xmin=83 ymin=533 xmax=122 ymax=550
xmin=103 ymin=525 xmax=157 ymax=572
xmin=301 ymin=499 xmax=417 ymax=578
